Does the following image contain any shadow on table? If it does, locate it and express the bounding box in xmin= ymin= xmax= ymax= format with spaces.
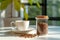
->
xmin=28 ymin=37 xmax=60 ymax=40
xmin=48 ymin=37 xmax=60 ymax=40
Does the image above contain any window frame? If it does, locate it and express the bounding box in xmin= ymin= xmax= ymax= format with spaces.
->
xmin=23 ymin=0 xmax=60 ymax=21
xmin=46 ymin=0 xmax=60 ymax=21
xmin=23 ymin=0 xmax=46 ymax=20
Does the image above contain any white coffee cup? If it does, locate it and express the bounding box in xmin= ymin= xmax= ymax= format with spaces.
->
xmin=11 ymin=20 xmax=29 ymax=31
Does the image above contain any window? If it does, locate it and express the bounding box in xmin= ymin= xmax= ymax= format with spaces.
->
xmin=28 ymin=6 xmax=42 ymax=25
xmin=20 ymin=0 xmax=46 ymax=25
xmin=47 ymin=0 xmax=60 ymax=17
xmin=20 ymin=0 xmax=43 ymax=25
xmin=47 ymin=0 xmax=60 ymax=26
xmin=27 ymin=0 xmax=46 ymax=25
xmin=28 ymin=6 xmax=42 ymax=18
xmin=23 ymin=0 xmax=60 ymax=26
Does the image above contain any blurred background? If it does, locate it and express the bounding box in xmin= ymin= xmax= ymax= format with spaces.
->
xmin=0 ymin=0 xmax=60 ymax=27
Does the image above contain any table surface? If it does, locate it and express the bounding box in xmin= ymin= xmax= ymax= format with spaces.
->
xmin=0 ymin=25 xmax=60 ymax=40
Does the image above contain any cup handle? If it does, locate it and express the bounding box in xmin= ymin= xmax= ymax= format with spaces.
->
xmin=10 ymin=21 xmax=15 ymax=27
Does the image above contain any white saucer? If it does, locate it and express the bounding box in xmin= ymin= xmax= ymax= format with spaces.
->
xmin=12 ymin=28 xmax=34 ymax=34
xmin=0 ymin=27 xmax=17 ymax=33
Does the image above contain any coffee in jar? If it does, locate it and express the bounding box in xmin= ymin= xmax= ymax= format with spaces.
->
xmin=36 ymin=15 xmax=49 ymax=36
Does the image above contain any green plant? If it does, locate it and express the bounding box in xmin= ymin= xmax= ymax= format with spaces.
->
xmin=0 ymin=0 xmax=20 ymax=11
xmin=28 ymin=0 xmax=40 ymax=8
xmin=0 ymin=0 xmax=40 ymax=20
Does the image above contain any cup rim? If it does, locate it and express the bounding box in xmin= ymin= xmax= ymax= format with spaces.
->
xmin=15 ymin=20 xmax=23 ymax=22
xmin=23 ymin=20 xmax=29 ymax=21
xmin=15 ymin=20 xmax=30 ymax=22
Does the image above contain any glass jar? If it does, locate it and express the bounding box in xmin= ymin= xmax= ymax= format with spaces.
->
xmin=36 ymin=15 xmax=49 ymax=36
